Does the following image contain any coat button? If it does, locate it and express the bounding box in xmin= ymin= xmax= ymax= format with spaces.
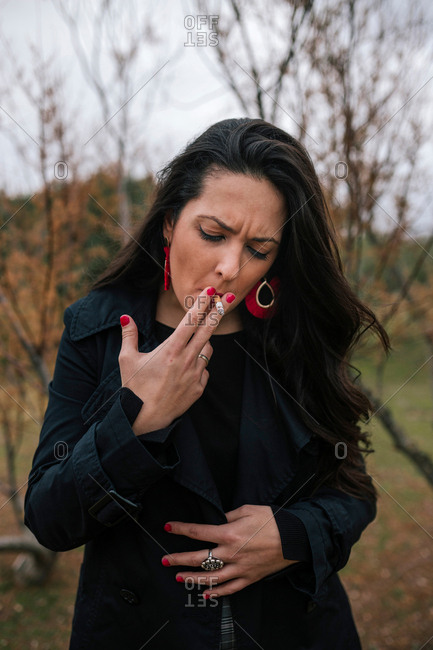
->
xmin=306 ymin=599 xmax=317 ymax=613
xmin=120 ymin=589 xmax=140 ymax=605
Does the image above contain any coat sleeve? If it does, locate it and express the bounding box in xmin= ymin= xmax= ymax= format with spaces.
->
xmin=268 ymin=485 xmax=376 ymax=596
xmin=24 ymin=306 xmax=181 ymax=552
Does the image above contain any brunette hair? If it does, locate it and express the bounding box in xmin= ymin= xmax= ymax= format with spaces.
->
xmin=94 ymin=118 xmax=389 ymax=502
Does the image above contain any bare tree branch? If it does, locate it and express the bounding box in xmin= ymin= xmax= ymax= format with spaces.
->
xmin=362 ymin=381 xmax=433 ymax=488
xmin=0 ymin=289 xmax=51 ymax=391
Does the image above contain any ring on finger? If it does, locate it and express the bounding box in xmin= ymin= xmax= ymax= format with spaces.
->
xmin=197 ymin=353 xmax=209 ymax=367
xmin=201 ymin=549 xmax=224 ymax=571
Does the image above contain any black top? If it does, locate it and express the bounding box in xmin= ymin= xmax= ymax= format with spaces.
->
xmin=154 ymin=320 xmax=247 ymax=512
xmin=119 ymin=319 xmax=311 ymax=563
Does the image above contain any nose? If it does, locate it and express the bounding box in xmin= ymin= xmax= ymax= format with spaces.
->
xmin=214 ymin=245 xmax=242 ymax=282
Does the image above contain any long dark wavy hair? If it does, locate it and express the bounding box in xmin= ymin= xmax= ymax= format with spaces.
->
xmin=94 ymin=117 xmax=390 ymax=502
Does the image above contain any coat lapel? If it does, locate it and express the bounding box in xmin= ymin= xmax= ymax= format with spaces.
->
xmin=170 ymin=413 xmax=225 ymax=514
xmin=231 ymin=354 xmax=313 ymax=509
xmin=168 ymin=352 xmax=314 ymax=515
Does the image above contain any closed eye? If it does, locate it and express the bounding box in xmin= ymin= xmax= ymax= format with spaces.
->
xmin=199 ymin=227 xmax=269 ymax=260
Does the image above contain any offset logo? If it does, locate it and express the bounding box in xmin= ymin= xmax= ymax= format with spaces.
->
xmin=184 ymin=15 xmax=219 ymax=47
xmin=184 ymin=576 xmax=218 ymax=607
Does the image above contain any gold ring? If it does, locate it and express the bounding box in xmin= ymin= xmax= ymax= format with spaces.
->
xmin=197 ymin=353 xmax=209 ymax=367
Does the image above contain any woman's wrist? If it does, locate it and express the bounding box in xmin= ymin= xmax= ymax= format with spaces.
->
xmin=120 ymin=387 xmax=170 ymax=434
xmin=131 ymin=404 xmax=175 ymax=436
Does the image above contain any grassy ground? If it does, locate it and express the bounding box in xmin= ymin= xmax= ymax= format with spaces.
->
xmin=342 ymin=336 xmax=433 ymax=649
xmin=0 ymin=337 xmax=432 ymax=649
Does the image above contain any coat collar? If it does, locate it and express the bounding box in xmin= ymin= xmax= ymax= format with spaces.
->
xmin=69 ymin=285 xmax=158 ymax=342
xmin=74 ymin=286 xmax=315 ymax=517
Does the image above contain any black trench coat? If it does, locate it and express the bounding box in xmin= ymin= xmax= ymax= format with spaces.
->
xmin=24 ymin=285 xmax=375 ymax=650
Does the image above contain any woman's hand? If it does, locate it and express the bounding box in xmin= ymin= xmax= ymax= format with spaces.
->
xmin=161 ymin=505 xmax=298 ymax=598
xmin=119 ymin=287 xmax=232 ymax=435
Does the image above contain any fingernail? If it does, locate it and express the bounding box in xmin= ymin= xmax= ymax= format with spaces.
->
xmin=120 ymin=315 xmax=130 ymax=327
xmin=162 ymin=557 xmax=170 ymax=566
xmin=204 ymin=593 xmax=211 ymax=600
xmin=226 ymin=293 xmax=236 ymax=303
xmin=207 ymin=287 xmax=216 ymax=295
xmin=176 ymin=575 xmax=184 ymax=582
xmin=164 ymin=523 xmax=172 ymax=532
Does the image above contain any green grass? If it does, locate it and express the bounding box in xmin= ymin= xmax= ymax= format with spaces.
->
xmin=353 ymin=334 xmax=433 ymax=467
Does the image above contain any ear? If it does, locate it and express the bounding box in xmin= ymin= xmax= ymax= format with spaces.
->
xmin=162 ymin=211 xmax=174 ymax=244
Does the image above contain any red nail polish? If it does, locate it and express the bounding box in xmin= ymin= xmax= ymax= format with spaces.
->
xmin=162 ymin=558 xmax=170 ymax=566
xmin=120 ymin=315 xmax=130 ymax=326
xmin=164 ymin=523 xmax=172 ymax=532
xmin=176 ymin=575 xmax=184 ymax=582
xmin=226 ymin=294 xmax=236 ymax=303
xmin=204 ymin=593 xmax=211 ymax=600
xmin=207 ymin=287 xmax=216 ymax=295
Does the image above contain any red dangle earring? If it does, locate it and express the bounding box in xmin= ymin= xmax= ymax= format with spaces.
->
xmin=163 ymin=238 xmax=171 ymax=291
xmin=245 ymin=276 xmax=280 ymax=319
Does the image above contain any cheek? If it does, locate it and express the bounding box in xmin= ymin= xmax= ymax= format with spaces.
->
xmin=173 ymin=236 xmax=208 ymax=271
xmin=172 ymin=235 xmax=190 ymax=265
xmin=170 ymin=240 xmax=203 ymax=294
xmin=239 ymin=256 xmax=277 ymax=296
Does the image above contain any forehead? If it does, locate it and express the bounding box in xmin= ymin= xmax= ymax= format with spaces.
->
xmin=182 ymin=171 xmax=286 ymax=234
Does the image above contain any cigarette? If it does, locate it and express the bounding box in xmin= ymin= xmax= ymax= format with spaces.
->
xmin=214 ymin=296 xmax=224 ymax=316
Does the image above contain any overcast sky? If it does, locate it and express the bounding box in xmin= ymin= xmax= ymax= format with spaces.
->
xmin=0 ymin=0 xmax=243 ymax=194
xmin=1 ymin=0 xmax=432 ymax=236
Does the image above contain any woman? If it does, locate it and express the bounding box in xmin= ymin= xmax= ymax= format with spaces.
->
xmin=25 ymin=118 xmax=389 ymax=649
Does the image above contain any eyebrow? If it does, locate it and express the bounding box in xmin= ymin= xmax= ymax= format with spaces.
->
xmin=199 ymin=215 xmax=280 ymax=245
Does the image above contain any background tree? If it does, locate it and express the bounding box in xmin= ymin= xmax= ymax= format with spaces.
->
xmin=54 ymin=0 xmax=165 ymax=240
xmin=199 ymin=0 xmax=433 ymax=485
xmin=0 ymin=40 xmax=156 ymax=583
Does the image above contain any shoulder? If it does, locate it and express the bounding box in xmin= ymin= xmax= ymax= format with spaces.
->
xmin=64 ymin=283 xmax=156 ymax=342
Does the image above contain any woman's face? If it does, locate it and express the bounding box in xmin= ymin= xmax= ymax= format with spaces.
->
xmin=161 ymin=171 xmax=286 ymax=329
